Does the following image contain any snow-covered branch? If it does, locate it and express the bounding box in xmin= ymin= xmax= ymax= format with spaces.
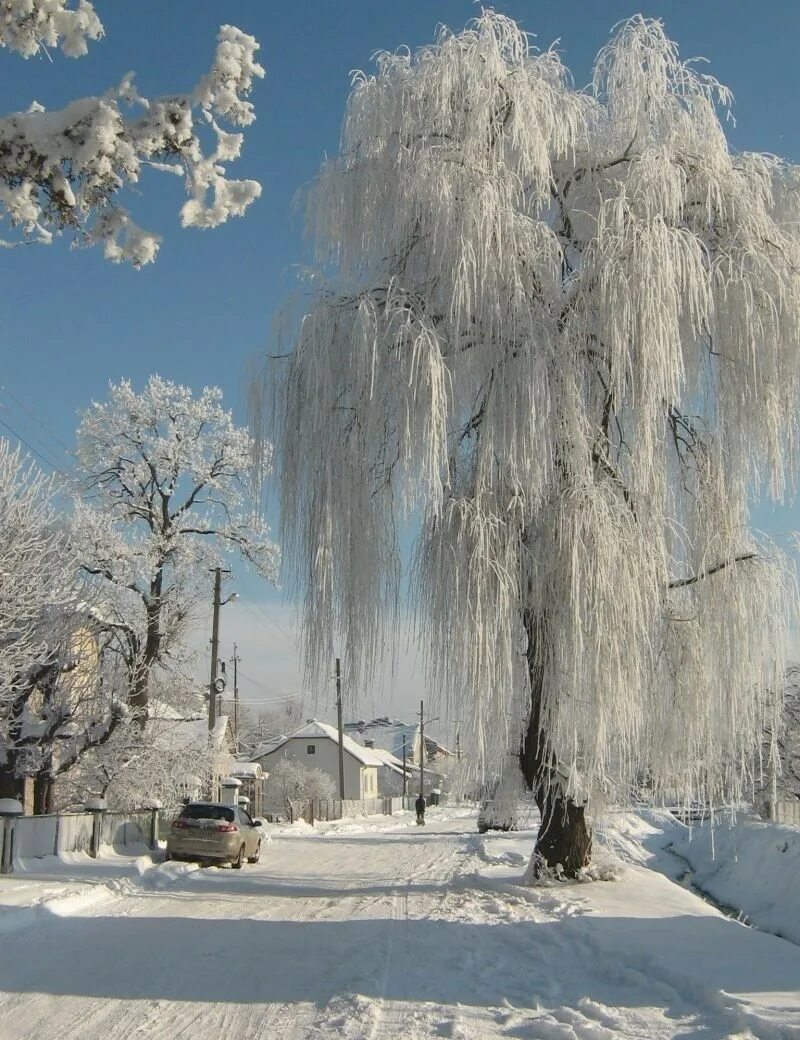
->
xmin=0 ymin=5 xmax=264 ymax=264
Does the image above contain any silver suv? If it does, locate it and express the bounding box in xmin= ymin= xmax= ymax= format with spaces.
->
xmin=166 ymin=802 xmax=263 ymax=868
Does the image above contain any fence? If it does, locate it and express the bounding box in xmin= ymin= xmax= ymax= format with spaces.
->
xmin=276 ymin=795 xmax=410 ymax=824
xmin=1 ymin=809 xmax=155 ymax=873
xmin=769 ymin=800 xmax=800 ymax=826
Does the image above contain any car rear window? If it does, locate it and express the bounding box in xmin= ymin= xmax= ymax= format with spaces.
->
xmin=179 ymin=804 xmax=234 ymax=822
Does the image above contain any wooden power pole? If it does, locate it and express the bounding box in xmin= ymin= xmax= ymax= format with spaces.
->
xmin=231 ymin=643 xmax=240 ymax=748
xmin=207 ymin=566 xmax=231 ymax=732
xmin=335 ymin=657 xmax=345 ymax=799
xmin=418 ymin=699 xmax=425 ymax=800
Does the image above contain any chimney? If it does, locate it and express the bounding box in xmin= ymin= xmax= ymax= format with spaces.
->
xmin=364 ymin=738 xmax=375 ymax=749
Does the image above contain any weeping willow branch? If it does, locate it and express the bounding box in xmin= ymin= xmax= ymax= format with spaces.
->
xmin=668 ymin=553 xmax=758 ymax=590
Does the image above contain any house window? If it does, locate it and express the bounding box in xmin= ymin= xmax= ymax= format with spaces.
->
xmin=307 ymin=744 xmax=316 ymax=755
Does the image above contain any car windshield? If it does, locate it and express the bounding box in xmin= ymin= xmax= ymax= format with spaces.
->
xmin=179 ymin=804 xmax=234 ymax=822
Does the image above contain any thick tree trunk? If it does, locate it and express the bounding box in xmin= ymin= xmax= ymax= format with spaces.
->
xmin=130 ymin=576 xmax=163 ymax=726
xmin=519 ymin=611 xmax=592 ymax=879
xmin=0 ymin=766 xmax=24 ymax=802
xmin=33 ymin=773 xmax=54 ymax=815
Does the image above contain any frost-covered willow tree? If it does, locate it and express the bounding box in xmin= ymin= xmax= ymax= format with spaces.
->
xmin=260 ymin=13 xmax=800 ymax=876
xmin=0 ymin=0 xmax=263 ymax=265
xmin=76 ymin=376 xmax=279 ymax=720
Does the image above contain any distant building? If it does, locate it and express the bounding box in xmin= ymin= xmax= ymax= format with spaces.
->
xmin=345 ymin=715 xmax=455 ymax=766
xmin=253 ymin=720 xmax=382 ymax=801
xmin=344 ymin=716 xmax=422 ymax=763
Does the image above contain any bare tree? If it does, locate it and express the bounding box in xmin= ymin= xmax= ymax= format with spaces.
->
xmin=259 ymin=13 xmax=800 ymax=876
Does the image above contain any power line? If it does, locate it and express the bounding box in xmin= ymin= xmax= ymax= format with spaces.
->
xmin=250 ymin=600 xmax=297 ymax=645
xmin=0 ymin=415 xmax=72 ymax=480
xmin=0 ymin=384 xmax=74 ymax=456
xmin=240 ymin=599 xmax=297 ymax=649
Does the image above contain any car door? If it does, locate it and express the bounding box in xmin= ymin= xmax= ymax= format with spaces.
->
xmin=236 ymin=807 xmax=258 ymax=856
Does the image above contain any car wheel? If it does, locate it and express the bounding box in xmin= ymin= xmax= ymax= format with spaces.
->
xmin=232 ymin=844 xmax=245 ymax=869
xmin=247 ymin=841 xmax=261 ymax=865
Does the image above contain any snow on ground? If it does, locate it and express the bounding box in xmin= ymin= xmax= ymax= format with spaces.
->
xmin=668 ymin=811 xmax=800 ymax=945
xmin=0 ymin=845 xmax=200 ymax=935
xmin=0 ymin=807 xmax=798 ymax=1039
xmin=599 ymin=805 xmax=800 ymax=945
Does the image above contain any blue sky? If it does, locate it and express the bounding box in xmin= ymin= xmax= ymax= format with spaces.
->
xmin=1 ymin=1 xmax=799 ymax=733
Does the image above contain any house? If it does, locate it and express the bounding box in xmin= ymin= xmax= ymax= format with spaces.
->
xmin=345 ymin=715 xmax=455 ymax=776
xmin=145 ymin=701 xmax=236 ymax=804
xmin=363 ymin=746 xmax=409 ymax=796
xmin=344 ymin=716 xmax=422 ymax=763
xmin=254 ymin=720 xmax=381 ymax=800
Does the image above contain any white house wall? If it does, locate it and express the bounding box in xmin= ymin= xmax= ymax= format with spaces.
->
xmin=259 ymin=737 xmax=378 ymax=800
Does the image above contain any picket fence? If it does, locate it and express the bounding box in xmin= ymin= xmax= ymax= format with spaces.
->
xmin=769 ymin=800 xmax=800 ymax=827
xmin=278 ymin=795 xmax=412 ymax=824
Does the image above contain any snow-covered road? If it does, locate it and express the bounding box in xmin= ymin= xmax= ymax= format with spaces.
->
xmin=1 ymin=809 xmax=799 ymax=1039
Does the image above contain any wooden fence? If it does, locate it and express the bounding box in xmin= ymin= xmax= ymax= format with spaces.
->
xmin=769 ymin=800 xmax=800 ymax=826
xmin=277 ymin=795 xmax=412 ymax=824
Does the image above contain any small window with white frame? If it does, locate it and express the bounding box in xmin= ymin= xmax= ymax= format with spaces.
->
xmin=307 ymin=744 xmax=316 ymax=755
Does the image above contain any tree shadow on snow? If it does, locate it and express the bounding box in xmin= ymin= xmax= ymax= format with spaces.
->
xmin=1 ymin=911 xmax=798 ymax=1039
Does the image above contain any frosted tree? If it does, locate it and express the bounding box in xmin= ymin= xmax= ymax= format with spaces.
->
xmin=0 ymin=439 xmax=71 ymax=694
xmin=0 ymin=438 xmax=125 ymax=807
xmin=264 ymin=758 xmax=335 ymax=819
xmin=0 ymin=438 xmax=74 ymax=800
xmin=0 ymin=0 xmax=264 ymax=265
xmin=259 ymin=12 xmax=800 ymax=876
xmin=76 ymin=376 xmax=279 ymax=720
xmin=59 ymin=699 xmax=224 ymax=816
xmin=757 ymin=666 xmax=800 ymax=804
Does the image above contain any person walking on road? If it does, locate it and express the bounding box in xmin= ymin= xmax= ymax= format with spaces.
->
xmin=415 ymin=794 xmax=426 ymax=825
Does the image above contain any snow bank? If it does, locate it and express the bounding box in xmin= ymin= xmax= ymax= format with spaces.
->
xmin=670 ymin=813 xmax=800 ymax=944
xmin=0 ymin=849 xmax=201 ymax=935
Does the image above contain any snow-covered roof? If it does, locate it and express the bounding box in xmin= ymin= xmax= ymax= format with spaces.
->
xmin=344 ymin=718 xmax=420 ymax=760
xmin=146 ymin=700 xmax=232 ymax=754
xmin=366 ymin=746 xmax=407 ymax=776
xmin=256 ymin=719 xmax=384 ymax=767
xmin=230 ymin=762 xmax=263 ymax=779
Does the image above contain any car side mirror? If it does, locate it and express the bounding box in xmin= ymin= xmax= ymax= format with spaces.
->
xmin=252 ymin=820 xmax=262 ymax=827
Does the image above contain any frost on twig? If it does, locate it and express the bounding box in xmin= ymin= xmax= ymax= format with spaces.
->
xmin=0 ymin=0 xmax=103 ymax=59
xmin=0 ymin=5 xmax=264 ymax=264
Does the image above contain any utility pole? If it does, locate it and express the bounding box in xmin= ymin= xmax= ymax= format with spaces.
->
xmin=208 ymin=566 xmax=231 ymax=732
xmin=335 ymin=657 xmax=345 ymax=800
xmin=402 ymin=735 xmax=407 ymax=797
xmin=231 ymin=643 xmax=240 ymax=749
xmin=418 ymin=699 xmax=425 ymax=800
xmin=456 ymin=729 xmax=461 ymax=761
